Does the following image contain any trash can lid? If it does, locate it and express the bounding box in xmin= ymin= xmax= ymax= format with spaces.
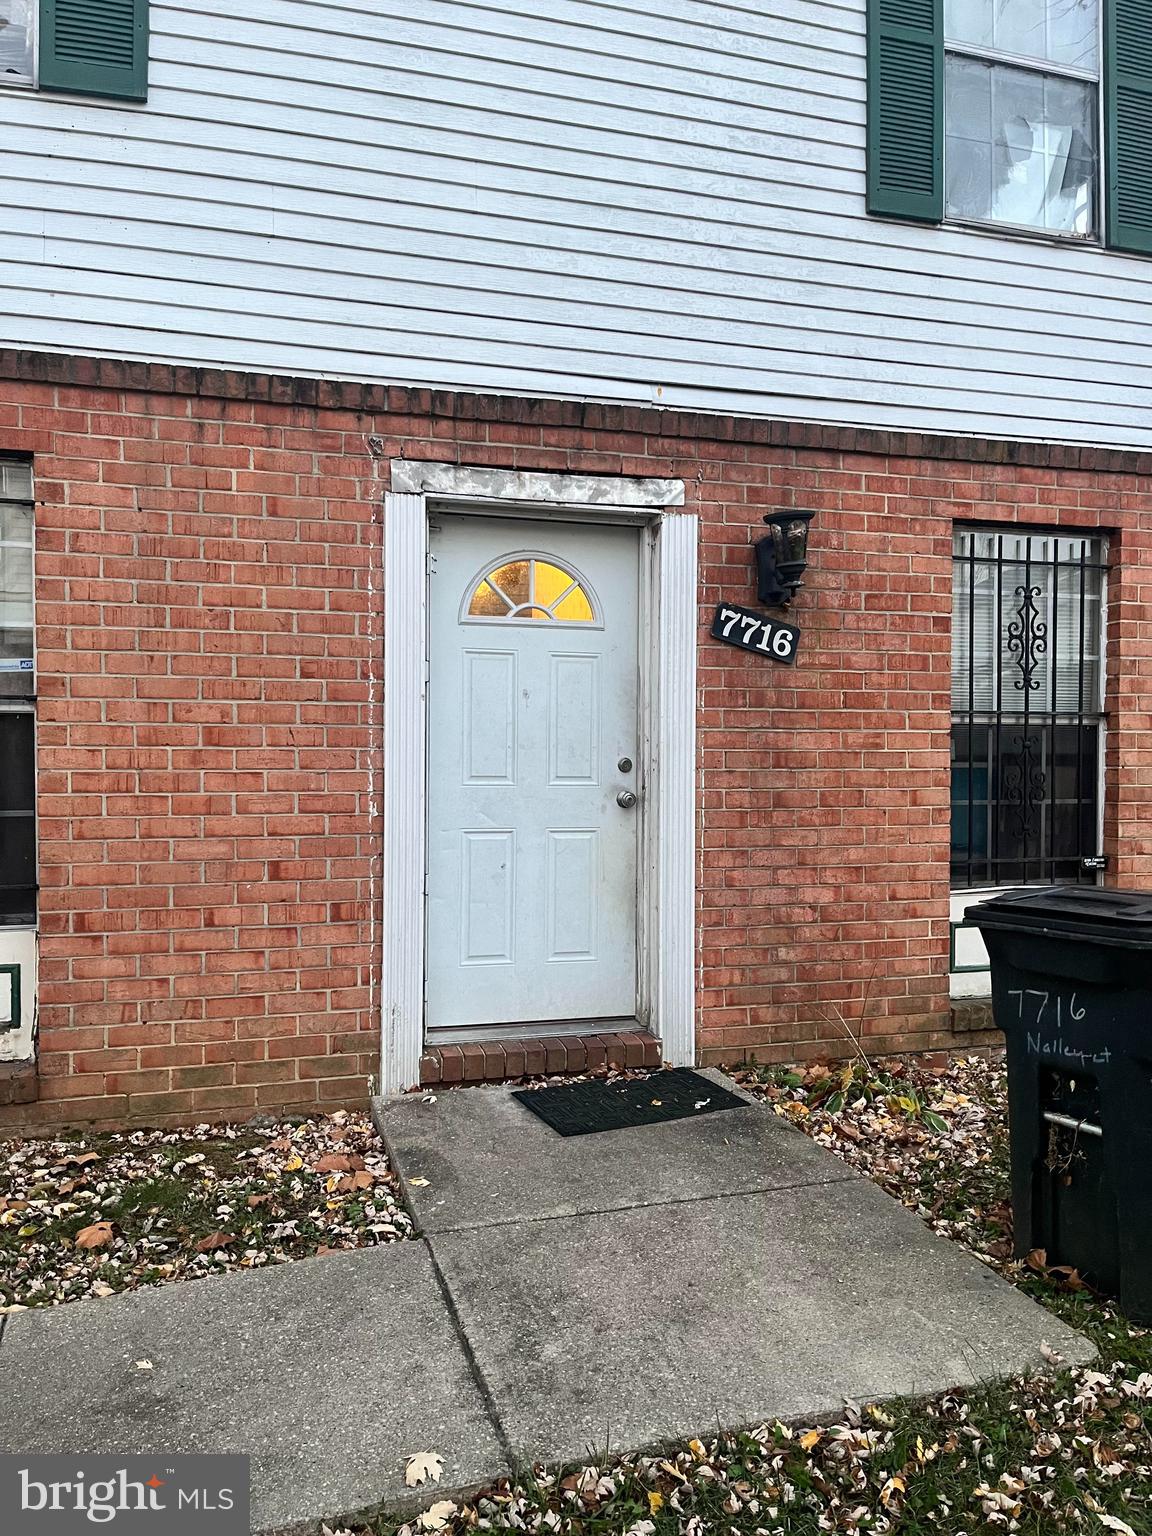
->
xmin=970 ymin=885 xmax=1152 ymax=947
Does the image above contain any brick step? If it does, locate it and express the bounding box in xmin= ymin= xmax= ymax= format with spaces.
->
xmin=420 ymin=1032 xmax=662 ymax=1087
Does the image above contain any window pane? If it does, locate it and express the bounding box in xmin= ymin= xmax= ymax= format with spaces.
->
xmin=0 ymin=544 xmax=32 ymax=632
xmin=0 ymin=713 xmax=33 ymax=815
xmin=945 ymin=0 xmax=1098 ymax=71
xmin=0 ymin=0 xmax=33 ymax=82
xmin=946 ymin=57 xmax=1097 ymax=235
xmin=951 ymin=530 xmax=1105 ymax=717
xmin=0 ymin=502 xmax=31 ymax=543
xmin=0 ymin=815 xmax=36 ymax=924
xmin=0 ymin=713 xmax=35 ymax=924
xmin=0 ymin=461 xmax=31 ymax=500
xmin=951 ymin=723 xmax=1099 ymax=886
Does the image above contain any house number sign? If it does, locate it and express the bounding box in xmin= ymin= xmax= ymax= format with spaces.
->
xmin=710 ymin=602 xmax=800 ymax=665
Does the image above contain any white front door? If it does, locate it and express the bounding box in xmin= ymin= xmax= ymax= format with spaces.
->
xmin=426 ymin=513 xmax=641 ymax=1034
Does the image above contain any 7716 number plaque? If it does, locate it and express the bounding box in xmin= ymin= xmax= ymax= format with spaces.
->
xmin=710 ymin=602 xmax=800 ymax=664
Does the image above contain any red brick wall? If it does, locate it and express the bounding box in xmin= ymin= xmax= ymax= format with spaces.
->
xmin=2 ymin=354 xmax=1151 ymax=1127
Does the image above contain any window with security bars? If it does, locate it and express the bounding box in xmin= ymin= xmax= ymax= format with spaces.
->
xmin=0 ymin=458 xmax=35 ymax=926
xmin=951 ymin=527 xmax=1106 ymax=889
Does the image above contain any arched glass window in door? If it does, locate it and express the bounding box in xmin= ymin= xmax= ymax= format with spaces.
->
xmin=465 ymin=556 xmax=596 ymax=624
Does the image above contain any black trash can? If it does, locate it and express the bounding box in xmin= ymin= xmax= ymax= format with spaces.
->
xmin=971 ymin=885 xmax=1152 ymax=1323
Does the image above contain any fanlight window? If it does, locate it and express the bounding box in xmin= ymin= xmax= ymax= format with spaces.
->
xmin=466 ymin=557 xmax=595 ymax=624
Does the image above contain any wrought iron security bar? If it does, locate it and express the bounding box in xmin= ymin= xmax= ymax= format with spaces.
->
xmin=951 ymin=528 xmax=1107 ymax=889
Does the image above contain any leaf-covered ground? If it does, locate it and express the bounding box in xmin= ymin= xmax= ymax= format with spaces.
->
xmin=0 ymin=1110 xmax=412 ymax=1311
xmin=363 ymin=1054 xmax=1152 ymax=1536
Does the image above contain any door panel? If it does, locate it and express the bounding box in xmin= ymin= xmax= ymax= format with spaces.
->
xmin=426 ymin=514 xmax=640 ymax=1032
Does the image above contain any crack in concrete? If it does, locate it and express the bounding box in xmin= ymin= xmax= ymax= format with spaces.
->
xmin=411 ymin=1170 xmax=862 ymax=1237
xmin=423 ymin=1237 xmax=517 ymax=1474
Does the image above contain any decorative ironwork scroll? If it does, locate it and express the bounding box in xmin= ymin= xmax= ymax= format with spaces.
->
xmin=1006 ymin=583 xmax=1048 ymax=694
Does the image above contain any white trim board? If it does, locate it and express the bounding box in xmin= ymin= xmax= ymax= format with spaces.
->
xmin=379 ymin=462 xmax=696 ymax=1095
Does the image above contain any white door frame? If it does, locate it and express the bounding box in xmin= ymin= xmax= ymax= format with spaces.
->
xmin=380 ymin=462 xmax=696 ymax=1095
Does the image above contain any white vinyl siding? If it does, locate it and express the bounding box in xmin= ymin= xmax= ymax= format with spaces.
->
xmin=1 ymin=0 xmax=1151 ymax=444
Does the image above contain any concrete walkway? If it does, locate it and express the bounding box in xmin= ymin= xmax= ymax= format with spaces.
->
xmin=0 ymin=1072 xmax=1091 ymax=1533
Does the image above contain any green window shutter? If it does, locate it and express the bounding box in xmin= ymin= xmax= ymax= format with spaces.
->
xmin=866 ymin=0 xmax=943 ymax=222
xmin=1105 ymin=0 xmax=1152 ymax=254
xmin=39 ymin=0 xmax=148 ymax=102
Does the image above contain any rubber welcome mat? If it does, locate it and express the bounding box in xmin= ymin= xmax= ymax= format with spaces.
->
xmin=513 ymin=1067 xmax=748 ymax=1137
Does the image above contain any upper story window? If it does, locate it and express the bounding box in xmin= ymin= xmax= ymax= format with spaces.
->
xmin=945 ymin=0 xmax=1099 ymax=237
xmin=866 ymin=0 xmax=1152 ymax=257
xmin=0 ymin=0 xmax=148 ymax=101
xmin=0 ymin=0 xmax=34 ymax=87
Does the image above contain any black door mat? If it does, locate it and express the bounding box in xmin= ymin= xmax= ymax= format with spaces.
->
xmin=513 ymin=1068 xmax=748 ymax=1137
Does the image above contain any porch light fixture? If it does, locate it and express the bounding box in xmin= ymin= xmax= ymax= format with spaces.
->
xmin=755 ymin=511 xmax=815 ymax=607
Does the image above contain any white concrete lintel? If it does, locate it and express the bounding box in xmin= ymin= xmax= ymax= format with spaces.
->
xmin=390 ymin=461 xmax=685 ymax=509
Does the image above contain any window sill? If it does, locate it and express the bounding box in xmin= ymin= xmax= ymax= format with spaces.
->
xmin=945 ymin=215 xmax=1101 ymax=253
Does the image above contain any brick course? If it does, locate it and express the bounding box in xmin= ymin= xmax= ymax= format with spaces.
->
xmin=2 ymin=351 xmax=1151 ymax=1128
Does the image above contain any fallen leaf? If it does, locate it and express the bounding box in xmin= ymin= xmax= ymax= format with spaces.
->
xmin=880 ymin=1475 xmax=905 ymax=1508
xmin=409 ymin=1177 xmax=431 ymax=1188
xmin=314 ymin=1154 xmax=354 ymax=1174
xmin=335 ymin=1171 xmax=376 ymax=1193
xmin=247 ymin=1194 xmax=273 ymax=1209
xmin=195 ymin=1231 xmax=236 ymax=1253
xmin=1040 ymin=1341 xmax=1065 ymax=1365
xmin=799 ymin=1430 xmax=822 ymax=1451
xmin=1026 ymin=1248 xmax=1049 ymax=1271
xmin=134 ymin=1359 xmax=154 ymax=1371
xmin=1100 ymin=1517 xmax=1138 ymax=1536
xmin=688 ymin=1438 xmax=706 ymax=1459
xmin=647 ymin=1492 xmax=664 ymax=1514
xmin=1048 ymin=1265 xmax=1086 ymax=1290
xmin=416 ymin=1500 xmax=457 ymax=1531
xmin=74 ymin=1221 xmax=115 ymax=1250
xmin=405 ymin=1452 xmax=444 ymax=1488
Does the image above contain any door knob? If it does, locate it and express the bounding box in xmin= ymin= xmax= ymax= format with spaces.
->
xmin=616 ymin=790 xmax=638 ymax=809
